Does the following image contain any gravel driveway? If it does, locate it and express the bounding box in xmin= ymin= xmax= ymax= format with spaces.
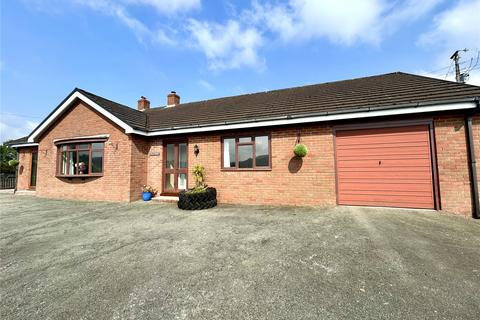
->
xmin=1 ymin=195 xmax=479 ymax=320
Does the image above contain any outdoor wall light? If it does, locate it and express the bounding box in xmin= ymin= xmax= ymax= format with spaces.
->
xmin=193 ymin=144 xmax=200 ymax=157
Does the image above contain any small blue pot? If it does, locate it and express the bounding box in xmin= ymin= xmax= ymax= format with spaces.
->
xmin=142 ymin=192 xmax=153 ymax=201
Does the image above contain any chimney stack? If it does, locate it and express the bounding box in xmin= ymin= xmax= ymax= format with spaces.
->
xmin=167 ymin=91 xmax=180 ymax=107
xmin=137 ymin=96 xmax=150 ymax=111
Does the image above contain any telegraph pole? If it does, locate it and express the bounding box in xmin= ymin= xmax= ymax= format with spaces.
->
xmin=450 ymin=49 xmax=468 ymax=83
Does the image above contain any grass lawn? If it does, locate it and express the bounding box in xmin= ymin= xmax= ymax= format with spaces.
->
xmin=1 ymin=194 xmax=479 ymax=319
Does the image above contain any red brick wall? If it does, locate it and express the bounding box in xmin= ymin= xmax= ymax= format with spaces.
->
xmin=34 ymin=102 xmax=136 ymax=202
xmin=16 ymin=147 xmax=37 ymax=190
xmin=146 ymin=138 xmax=163 ymax=193
xmin=433 ymin=115 xmax=473 ymax=216
xmin=144 ymin=125 xmax=336 ymax=206
xmin=129 ymin=136 xmax=149 ymax=201
xmin=15 ymin=102 xmax=478 ymax=216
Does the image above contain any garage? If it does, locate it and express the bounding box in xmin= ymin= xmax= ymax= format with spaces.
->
xmin=335 ymin=124 xmax=436 ymax=209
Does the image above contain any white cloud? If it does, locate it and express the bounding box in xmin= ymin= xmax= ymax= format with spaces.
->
xmin=198 ymin=79 xmax=215 ymax=91
xmin=418 ymin=69 xmax=480 ymax=86
xmin=74 ymin=0 xmax=175 ymax=45
xmin=0 ymin=115 xmax=38 ymax=144
xmin=417 ymin=0 xmax=480 ymax=84
xmin=123 ymin=0 xmax=200 ymax=15
xmin=418 ymin=0 xmax=480 ymax=48
xmin=381 ymin=0 xmax=444 ymax=34
xmin=188 ymin=19 xmax=264 ymax=71
xmin=247 ymin=0 xmax=443 ymax=46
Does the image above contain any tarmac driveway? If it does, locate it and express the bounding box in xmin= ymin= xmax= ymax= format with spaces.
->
xmin=0 ymin=194 xmax=479 ymax=320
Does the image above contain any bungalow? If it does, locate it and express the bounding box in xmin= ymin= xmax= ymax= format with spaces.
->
xmin=9 ymin=72 xmax=480 ymax=218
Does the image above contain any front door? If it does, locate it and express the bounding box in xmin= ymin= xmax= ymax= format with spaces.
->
xmin=163 ymin=141 xmax=188 ymax=195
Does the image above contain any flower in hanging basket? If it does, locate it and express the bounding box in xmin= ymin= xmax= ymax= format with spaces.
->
xmin=293 ymin=143 xmax=308 ymax=157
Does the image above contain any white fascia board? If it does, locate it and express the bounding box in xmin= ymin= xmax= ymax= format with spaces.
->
xmin=11 ymin=143 xmax=39 ymax=148
xmin=135 ymin=101 xmax=477 ymax=137
xmin=28 ymin=92 xmax=135 ymax=142
xmin=53 ymin=134 xmax=110 ymax=143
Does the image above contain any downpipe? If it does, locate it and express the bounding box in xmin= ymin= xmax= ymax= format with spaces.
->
xmin=465 ymin=102 xmax=480 ymax=219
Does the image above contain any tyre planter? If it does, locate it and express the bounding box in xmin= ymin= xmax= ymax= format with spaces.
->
xmin=178 ymin=187 xmax=217 ymax=210
xmin=142 ymin=192 xmax=153 ymax=201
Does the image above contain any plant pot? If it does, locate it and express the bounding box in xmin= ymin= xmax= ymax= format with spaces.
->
xmin=178 ymin=187 xmax=217 ymax=210
xmin=142 ymin=191 xmax=153 ymax=201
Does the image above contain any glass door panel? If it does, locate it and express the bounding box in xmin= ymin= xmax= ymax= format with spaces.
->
xmin=30 ymin=152 xmax=38 ymax=188
xmin=163 ymin=142 xmax=188 ymax=194
xmin=166 ymin=144 xmax=175 ymax=169
xmin=165 ymin=174 xmax=175 ymax=191
xmin=179 ymin=143 xmax=187 ymax=168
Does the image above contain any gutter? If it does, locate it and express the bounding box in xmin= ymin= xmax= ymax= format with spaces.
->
xmin=10 ymin=143 xmax=39 ymax=148
xmin=465 ymin=98 xmax=480 ymax=219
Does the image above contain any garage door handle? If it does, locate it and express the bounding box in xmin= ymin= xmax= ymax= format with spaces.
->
xmin=379 ymin=160 xmax=382 ymax=165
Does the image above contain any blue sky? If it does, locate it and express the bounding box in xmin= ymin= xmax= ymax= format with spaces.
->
xmin=1 ymin=0 xmax=479 ymax=142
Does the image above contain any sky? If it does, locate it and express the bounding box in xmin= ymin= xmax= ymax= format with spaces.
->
xmin=1 ymin=0 xmax=479 ymax=142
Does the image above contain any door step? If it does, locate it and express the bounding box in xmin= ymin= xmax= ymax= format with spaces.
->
xmin=15 ymin=190 xmax=37 ymax=196
xmin=152 ymin=196 xmax=179 ymax=203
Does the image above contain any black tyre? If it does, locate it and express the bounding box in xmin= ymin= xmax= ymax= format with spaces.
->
xmin=178 ymin=187 xmax=217 ymax=210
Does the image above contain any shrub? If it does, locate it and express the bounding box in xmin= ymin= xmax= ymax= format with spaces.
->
xmin=293 ymin=144 xmax=308 ymax=157
xmin=186 ymin=186 xmax=207 ymax=194
xmin=193 ymin=164 xmax=205 ymax=187
xmin=8 ymin=159 xmax=19 ymax=167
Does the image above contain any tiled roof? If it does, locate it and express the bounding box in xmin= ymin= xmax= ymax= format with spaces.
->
xmin=144 ymin=72 xmax=480 ymax=131
xmin=4 ymin=136 xmax=28 ymax=146
xmin=13 ymin=72 xmax=480 ymax=144
xmin=77 ymin=89 xmax=148 ymax=130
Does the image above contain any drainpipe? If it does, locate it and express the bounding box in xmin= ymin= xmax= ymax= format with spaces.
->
xmin=465 ymin=101 xmax=480 ymax=219
xmin=14 ymin=149 xmax=18 ymax=194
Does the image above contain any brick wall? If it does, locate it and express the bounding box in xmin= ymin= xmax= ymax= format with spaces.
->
xmin=16 ymin=147 xmax=37 ymax=190
xmin=146 ymin=138 xmax=163 ymax=193
xmin=144 ymin=125 xmax=337 ymax=206
xmin=433 ymin=115 xmax=473 ymax=216
xmin=34 ymin=101 xmax=135 ymax=202
xmin=14 ymin=102 xmax=478 ymax=215
xmin=129 ymin=136 xmax=149 ymax=201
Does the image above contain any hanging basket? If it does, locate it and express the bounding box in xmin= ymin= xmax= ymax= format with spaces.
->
xmin=293 ymin=143 xmax=308 ymax=157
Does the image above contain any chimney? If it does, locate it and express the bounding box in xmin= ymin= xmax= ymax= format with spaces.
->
xmin=137 ymin=96 xmax=150 ymax=111
xmin=167 ymin=91 xmax=180 ymax=107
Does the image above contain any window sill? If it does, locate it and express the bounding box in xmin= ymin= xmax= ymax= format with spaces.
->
xmin=56 ymin=174 xmax=103 ymax=178
xmin=221 ymin=168 xmax=272 ymax=172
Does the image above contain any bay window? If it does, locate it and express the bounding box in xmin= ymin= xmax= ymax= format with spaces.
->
xmin=222 ymin=135 xmax=271 ymax=170
xmin=57 ymin=141 xmax=104 ymax=176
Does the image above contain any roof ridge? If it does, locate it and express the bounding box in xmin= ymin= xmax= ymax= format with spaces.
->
xmin=147 ymin=72 xmax=404 ymax=110
xmin=75 ymin=88 xmax=144 ymax=114
xmin=394 ymin=71 xmax=480 ymax=89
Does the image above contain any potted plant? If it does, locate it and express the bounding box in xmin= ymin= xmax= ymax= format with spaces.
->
xmin=293 ymin=143 xmax=308 ymax=157
xmin=141 ymin=185 xmax=157 ymax=201
xmin=178 ymin=165 xmax=217 ymax=210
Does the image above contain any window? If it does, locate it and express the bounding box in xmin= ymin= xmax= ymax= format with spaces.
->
xmin=57 ymin=141 xmax=104 ymax=176
xmin=222 ymin=135 xmax=271 ymax=170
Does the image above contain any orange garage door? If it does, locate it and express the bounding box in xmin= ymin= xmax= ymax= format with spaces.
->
xmin=335 ymin=124 xmax=435 ymax=209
